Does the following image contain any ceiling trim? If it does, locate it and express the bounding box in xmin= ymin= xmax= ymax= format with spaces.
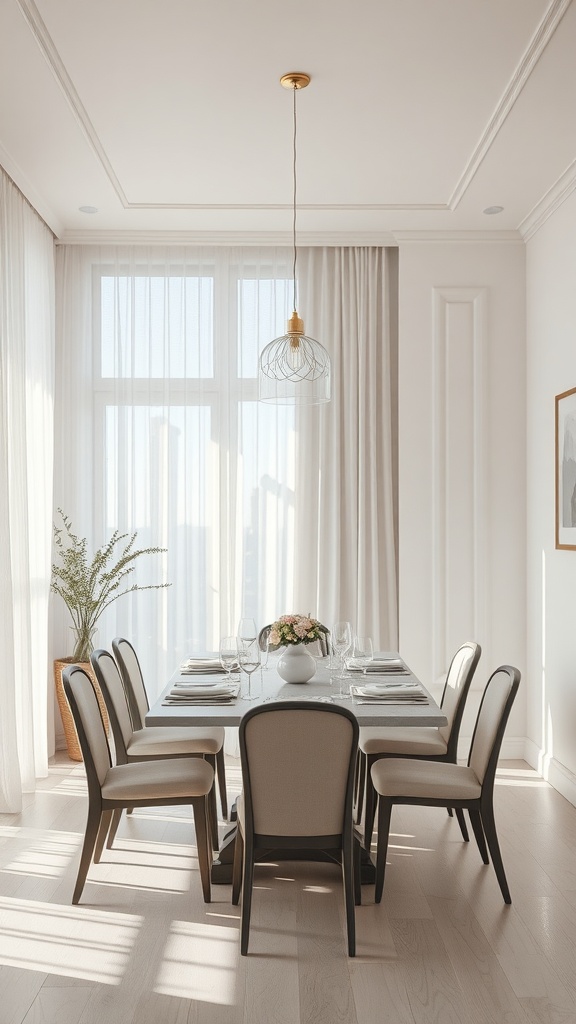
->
xmin=18 ymin=0 xmax=569 ymax=222
xmin=55 ymin=229 xmax=399 ymax=246
xmin=16 ymin=0 xmax=130 ymax=205
xmin=518 ymin=158 xmax=576 ymax=239
xmin=0 ymin=143 xmax=61 ymax=234
xmin=447 ymin=0 xmax=572 ymax=210
xmin=55 ymin=228 xmax=523 ymax=247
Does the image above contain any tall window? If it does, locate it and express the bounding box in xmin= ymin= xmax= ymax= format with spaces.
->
xmin=91 ymin=252 xmax=297 ymax=670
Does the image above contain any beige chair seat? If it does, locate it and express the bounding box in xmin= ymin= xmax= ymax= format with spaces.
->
xmin=128 ymin=726 xmax=224 ymax=757
xmin=360 ymin=726 xmax=447 ymax=757
xmin=371 ymin=757 xmax=481 ymax=801
xmin=102 ymin=756 xmax=214 ymax=802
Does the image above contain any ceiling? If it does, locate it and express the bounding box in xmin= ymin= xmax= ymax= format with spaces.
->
xmin=1 ymin=0 xmax=575 ymax=243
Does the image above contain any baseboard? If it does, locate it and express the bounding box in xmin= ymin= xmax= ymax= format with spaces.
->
xmin=522 ymin=738 xmax=576 ymax=809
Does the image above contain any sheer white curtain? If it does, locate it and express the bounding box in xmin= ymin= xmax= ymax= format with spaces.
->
xmin=54 ymin=244 xmax=397 ymax=716
xmin=0 ymin=168 xmax=55 ymax=811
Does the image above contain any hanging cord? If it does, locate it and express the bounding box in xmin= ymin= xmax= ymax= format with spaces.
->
xmin=292 ymin=82 xmax=298 ymax=313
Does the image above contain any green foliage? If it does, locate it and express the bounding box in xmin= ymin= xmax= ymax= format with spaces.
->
xmin=51 ymin=509 xmax=169 ymax=660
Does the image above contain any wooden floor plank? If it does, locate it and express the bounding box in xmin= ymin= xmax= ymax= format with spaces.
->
xmin=3 ymin=757 xmax=576 ymax=1024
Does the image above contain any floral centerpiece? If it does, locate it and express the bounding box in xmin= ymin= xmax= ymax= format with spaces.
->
xmin=269 ymin=613 xmax=329 ymax=648
xmin=269 ymin=614 xmax=329 ymax=684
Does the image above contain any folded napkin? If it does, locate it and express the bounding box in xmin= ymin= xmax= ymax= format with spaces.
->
xmin=351 ymin=683 xmax=427 ymax=702
xmin=180 ymin=657 xmax=225 ymax=674
xmin=169 ymin=682 xmax=239 ymax=699
xmin=348 ymin=664 xmax=410 ymax=675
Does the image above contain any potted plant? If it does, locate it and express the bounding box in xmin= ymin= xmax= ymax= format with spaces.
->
xmin=51 ymin=509 xmax=169 ymax=759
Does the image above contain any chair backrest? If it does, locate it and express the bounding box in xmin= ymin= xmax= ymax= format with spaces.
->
xmin=468 ymin=665 xmax=521 ymax=787
xmin=90 ymin=649 xmax=134 ymax=762
xmin=239 ymin=702 xmax=358 ymax=838
xmin=438 ymin=641 xmax=481 ymax=753
xmin=63 ymin=665 xmax=112 ymax=792
xmin=112 ymin=637 xmax=149 ymax=730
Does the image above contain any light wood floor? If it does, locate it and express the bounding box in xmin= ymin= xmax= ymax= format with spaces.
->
xmin=1 ymin=757 xmax=576 ymax=1024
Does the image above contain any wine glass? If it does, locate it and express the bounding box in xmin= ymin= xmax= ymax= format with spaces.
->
xmin=219 ymin=635 xmax=239 ymax=683
xmin=237 ymin=638 xmax=261 ymax=701
xmin=237 ymin=617 xmax=257 ymax=642
xmin=332 ymin=621 xmax=353 ymax=698
xmin=352 ymin=636 xmax=373 ymax=678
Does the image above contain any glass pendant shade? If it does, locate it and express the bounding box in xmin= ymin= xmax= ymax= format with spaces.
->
xmin=259 ymin=311 xmax=331 ymax=405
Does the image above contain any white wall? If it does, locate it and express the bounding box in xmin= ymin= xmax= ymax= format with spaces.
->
xmin=398 ymin=240 xmax=527 ymax=754
xmin=526 ymin=192 xmax=576 ymax=806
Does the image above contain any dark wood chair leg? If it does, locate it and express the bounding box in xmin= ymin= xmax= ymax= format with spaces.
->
xmin=240 ymin=836 xmax=255 ymax=956
xmin=355 ymin=750 xmax=366 ymax=825
xmin=73 ymin=806 xmax=104 ymax=904
xmin=216 ymin=747 xmax=228 ymax=820
xmin=205 ymin=754 xmax=219 ymax=851
xmin=468 ymin=807 xmax=489 ymax=864
xmin=455 ymin=808 xmax=470 ymax=842
xmin=192 ymin=797 xmax=212 ymax=904
xmin=363 ymin=756 xmax=377 ymax=850
xmin=480 ymin=800 xmax=511 ymax=903
xmin=374 ymin=797 xmax=393 ymax=904
xmin=353 ymin=834 xmax=362 ymax=906
xmin=94 ymin=809 xmax=114 ymax=862
xmin=105 ymin=808 xmax=123 ymax=850
xmin=342 ymin=832 xmax=356 ymax=957
xmin=232 ymin=826 xmax=244 ymax=905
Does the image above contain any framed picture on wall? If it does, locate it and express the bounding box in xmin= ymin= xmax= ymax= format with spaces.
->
xmin=555 ymin=386 xmax=576 ymax=549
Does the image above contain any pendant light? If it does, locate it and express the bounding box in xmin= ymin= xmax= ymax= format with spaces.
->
xmin=258 ymin=73 xmax=331 ymax=405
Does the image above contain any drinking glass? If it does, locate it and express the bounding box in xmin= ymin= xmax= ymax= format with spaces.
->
xmin=352 ymin=636 xmax=373 ymax=678
xmin=237 ymin=617 xmax=258 ymax=642
xmin=332 ymin=621 xmax=353 ymax=698
xmin=219 ymin=636 xmax=239 ymax=683
xmin=237 ymin=638 xmax=261 ymax=701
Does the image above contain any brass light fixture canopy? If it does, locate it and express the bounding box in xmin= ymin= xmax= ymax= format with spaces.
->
xmin=280 ymin=72 xmax=311 ymax=90
xmin=259 ymin=72 xmax=331 ymax=406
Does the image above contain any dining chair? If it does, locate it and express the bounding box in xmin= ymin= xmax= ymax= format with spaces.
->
xmin=360 ymin=640 xmax=481 ymax=850
xmin=90 ymin=648 xmax=220 ymax=851
xmin=231 ymin=701 xmax=359 ymax=956
xmin=112 ymin=636 xmax=228 ymax=820
xmin=63 ymin=664 xmax=213 ymax=904
xmin=371 ymin=664 xmax=520 ymax=904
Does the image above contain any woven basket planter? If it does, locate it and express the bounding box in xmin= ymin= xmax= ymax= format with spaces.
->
xmin=54 ymin=658 xmax=110 ymax=761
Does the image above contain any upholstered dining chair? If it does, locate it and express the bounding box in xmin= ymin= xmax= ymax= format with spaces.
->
xmin=360 ymin=640 xmax=481 ymax=850
xmin=112 ymin=636 xmax=228 ymax=820
xmin=232 ymin=701 xmax=359 ymax=956
xmin=90 ymin=648 xmax=220 ymax=851
xmin=63 ymin=665 xmax=213 ymax=904
xmin=371 ymin=664 xmax=520 ymax=905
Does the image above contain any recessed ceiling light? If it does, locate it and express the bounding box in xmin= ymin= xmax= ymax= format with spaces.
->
xmin=483 ymin=205 xmax=504 ymax=215
xmin=79 ymin=205 xmax=98 ymax=214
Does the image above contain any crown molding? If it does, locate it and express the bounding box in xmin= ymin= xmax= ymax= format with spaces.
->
xmin=0 ymin=146 xmax=61 ymax=235
xmin=55 ymin=229 xmax=400 ymax=246
xmin=518 ymin=158 xmax=576 ymax=240
xmin=392 ymin=230 xmax=523 ymax=244
xmin=448 ymin=0 xmax=572 ymax=210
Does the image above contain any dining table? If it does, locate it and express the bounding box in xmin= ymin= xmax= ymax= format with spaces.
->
xmin=146 ymin=652 xmax=447 ymax=883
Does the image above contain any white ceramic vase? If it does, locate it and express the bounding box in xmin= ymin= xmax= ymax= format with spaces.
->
xmin=277 ymin=643 xmax=316 ymax=684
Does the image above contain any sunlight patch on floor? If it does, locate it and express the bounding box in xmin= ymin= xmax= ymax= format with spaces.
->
xmin=154 ymin=920 xmax=238 ymax=1003
xmin=0 ymin=897 xmax=141 ymax=983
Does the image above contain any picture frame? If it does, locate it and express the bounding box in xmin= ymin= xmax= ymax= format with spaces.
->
xmin=555 ymin=386 xmax=576 ymax=549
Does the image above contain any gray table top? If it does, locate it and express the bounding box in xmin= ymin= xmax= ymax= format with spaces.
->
xmin=145 ymin=653 xmax=448 ymax=729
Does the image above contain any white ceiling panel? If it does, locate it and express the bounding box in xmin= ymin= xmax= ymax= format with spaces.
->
xmin=0 ymin=0 xmax=573 ymax=240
